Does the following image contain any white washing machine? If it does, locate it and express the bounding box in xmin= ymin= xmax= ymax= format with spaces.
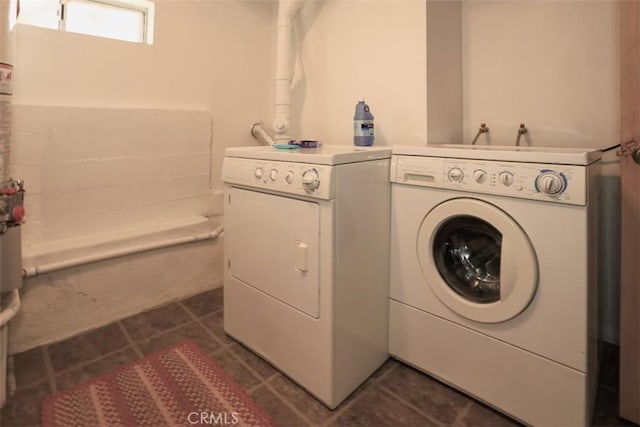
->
xmin=389 ymin=145 xmax=601 ymax=426
xmin=222 ymin=145 xmax=391 ymax=409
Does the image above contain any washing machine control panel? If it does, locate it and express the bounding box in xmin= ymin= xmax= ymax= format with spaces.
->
xmin=391 ymin=155 xmax=588 ymax=206
xmin=445 ymin=159 xmax=586 ymax=205
xmin=223 ymin=157 xmax=335 ymax=200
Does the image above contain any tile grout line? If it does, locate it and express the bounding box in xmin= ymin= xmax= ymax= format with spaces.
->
xmin=117 ymin=320 xmax=144 ymax=359
xmin=48 ymin=345 xmax=137 ymax=379
xmin=119 ymin=305 xmax=205 ymax=352
xmin=178 ymin=301 xmax=228 ymax=350
xmin=376 ymin=384 xmax=449 ymax=427
xmin=451 ymin=400 xmax=474 ymax=427
xmin=260 ymin=375 xmax=320 ymax=426
xmin=317 ymin=392 xmax=362 ymax=427
xmin=318 ymin=364 xmax=401 ymax=427
xmin=41 ymin=345 xmax=58 ymax=394
xmin=47 ymin=321 xmax=142 ymax=380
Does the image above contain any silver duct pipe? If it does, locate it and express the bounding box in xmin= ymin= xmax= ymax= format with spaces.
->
xmin=250 ymin=121 xmax=276 ymax=146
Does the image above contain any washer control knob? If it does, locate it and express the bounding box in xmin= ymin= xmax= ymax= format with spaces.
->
xmin=473 ymin=169 xmax=487 ymax=183
xmin=254 ymin=167 xmax=264 ymax=180
xmin=535 ymin=171 xmax=566 ymax=195
xmin=269 ymin=169 xmax=278 ymax=182
xmin=285 ymin=171 xmax=294 ymax=184
xmin=302 ymin=169 xmax=320 ymax=192
xmin=447 ymin=167 xmax=464 ymax=183
xmin=499 ymin=171 xmax=514 ymax=187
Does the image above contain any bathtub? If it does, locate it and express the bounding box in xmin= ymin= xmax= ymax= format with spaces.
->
xmin=8 ymin=215 xmax=224 ymax=354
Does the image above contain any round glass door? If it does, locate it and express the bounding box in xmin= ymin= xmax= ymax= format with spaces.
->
xmin=417 ymin=198 xmax=538 ymax=323
xmin=433 ymin=216 xmax=502 ymax=304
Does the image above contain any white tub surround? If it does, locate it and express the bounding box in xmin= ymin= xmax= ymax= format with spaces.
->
xmin=8 ymin=105 xmax=223 ymax=354
xmin=11 ymin=105 xmax=218 ymax=250
xmin=9 ymin=216 xmax=223 ymax=354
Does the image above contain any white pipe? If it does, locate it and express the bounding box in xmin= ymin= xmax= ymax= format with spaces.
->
xmin=272 ymin=0 xmax=304 ymax=141
xmin=0 ymin=289 xmax=20 ymax=327
xmin=290 ymin=38 xmax=304 ymax=92
xmin=22 ymin=224 xmax=224 ymax=279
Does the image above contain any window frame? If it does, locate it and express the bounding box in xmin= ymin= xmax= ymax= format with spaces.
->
xmin=19 ymin=0 xmax=155 ymax=44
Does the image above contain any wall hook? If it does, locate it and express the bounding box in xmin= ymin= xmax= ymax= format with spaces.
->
xmin=515 ymin=123 xmax=528 ymax=147
xmin=471 ymin=123 xmax=490 ymax=145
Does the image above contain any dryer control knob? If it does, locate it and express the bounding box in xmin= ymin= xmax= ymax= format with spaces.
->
xmin=447 ymin=167 xmax=464 ymax=183
xmin=269 ymin=169 xmax=278 ymax=182
xmin=535 ymin=172 xmax=566 ymax=195
xmin=285 ymin=171 xmax=294 ymax=184
xmin=499 ymin=171 xmax=514 ymax=187
xmin=302 ymin=169 xmax=320 ymax=192
xmin=473 ymin=169 xmax=487 ymax=183
xmin=254 ymin=167 xmax=264 ymax=180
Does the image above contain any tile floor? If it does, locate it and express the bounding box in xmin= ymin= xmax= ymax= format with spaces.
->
xmin=0 ymin=287 xmax=636 ymax=427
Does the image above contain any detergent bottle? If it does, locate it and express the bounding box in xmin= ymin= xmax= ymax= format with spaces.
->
xmin=353 ymin=99 xmax=374 ymax=146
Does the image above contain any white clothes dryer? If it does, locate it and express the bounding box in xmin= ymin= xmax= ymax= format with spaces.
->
xmin=223 ymin=145 xmax=391 ymax=409
xmin=389 ymin=145 xmax=601 ymax=426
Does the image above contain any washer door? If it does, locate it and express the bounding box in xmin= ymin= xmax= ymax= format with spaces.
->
xmin=417 ymin=198 xmax=538 ymax=323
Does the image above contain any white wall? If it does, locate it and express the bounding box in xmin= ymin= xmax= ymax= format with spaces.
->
xmin=286 ymin=1 xmax=618 ymax=150
xmin=13 ymin=0 xmax=275 ymax=192
xmin=290 ymin=0 xmax=427 ymax=147
xmin=461 ymin=0 xmax=619 ymax=148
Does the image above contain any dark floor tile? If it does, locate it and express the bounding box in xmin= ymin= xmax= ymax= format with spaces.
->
xmin=371 ymin=357 xmax=399 ymax=381
xmin=120 ymin=302 xmax=192 ymax=341
xmin=249 ymin=384 xmax=307 ymax=427
xmin=228 ymin=341 xmax=278 ymax=380
xmin=0 ymin=380 xmax=51 ymax=427
xmin=182 ymin=287 xmax=223 ymax=318
xmin=268 ymin=374 xmax=336 ymax=424
xmin=379 ymin=363 xmax=471 ymax=425
xmin=12 ymin=347 xmax=48 ymax=390
xmin=592 ymin=386 xmax=638 ymax=427
xmin=458 ymin=401 xmax=522 ymax=427
xmin=200 ymin=310 xmax=234 ymax=345
xmin=331 ymin=386 xmax=438 ymax=427
xmin=136 ymin=321 xmax=221 ymax=356
xmin=55 ymin=347 xmax=139 ymax=391
xmin=47 ymin=323 xmax=129 ymax=373
xmin=207 ymin=349 xmax=262 ymax=390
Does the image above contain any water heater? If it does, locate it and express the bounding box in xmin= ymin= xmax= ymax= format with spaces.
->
xmin=0 ymin=0 xmax=25 ymax=293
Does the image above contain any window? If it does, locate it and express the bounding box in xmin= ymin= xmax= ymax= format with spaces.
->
xmin=17 ymin=0 xmax=155 ymax=44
